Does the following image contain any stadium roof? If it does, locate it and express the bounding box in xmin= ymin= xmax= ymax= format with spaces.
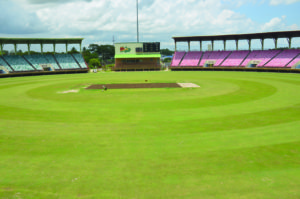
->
xmin=0 ymin=38 xmax=84 ymax=44
xmin=172 ymin=30 xmax=300 ymax=42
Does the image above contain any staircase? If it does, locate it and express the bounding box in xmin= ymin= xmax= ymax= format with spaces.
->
xmin=285 ymin=52 xmax=300 ymax=67
xmin=197 ymin=52 xmax=204 ymax=67
xmin=22 ymin=56 xmax=37 ymax=70
xmin=239 ymin=51 xmax=251 ymax=67
xmin=178 ymin=52 xmax=187 ymax=66
xmin=0 ymin=56 xmax=14 ymax=72
xmin=263 ymin=50 xmax=283 ymax=67
xmin=52 ymin=54 xmax=62 ymax=70
xmin=71 ymin=54 xmax=82 ymax=68
xmin=219 ymin=51 xmax=233 ymax=66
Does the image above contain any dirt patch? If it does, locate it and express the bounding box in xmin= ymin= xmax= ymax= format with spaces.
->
xmin=86 ymin=83 xmax=182 ymax=89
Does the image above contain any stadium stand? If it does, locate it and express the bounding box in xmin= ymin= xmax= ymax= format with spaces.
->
xmin=43 ymin=54 xmax=62 ymax=70
xmin=210 ymin=51 xmax=231 ymax=66
xmin=0 ymin=56 xmax=13 ymax=72
xmin=256 ymin=50 xmax=281 ymax=67
xmin=198 ymin=51 xmax=231 ymax=67
xmin=72 ymin=53 xmax=88 ymax=68
xmin=171 ymin=51 xmax=186 ymax=67
xmin=221 ymin=50 xmax=250 ymax=67
xmin=180 ymin=51 xmax=202 ymax=66
xmin=55 ymin=54 xmax=80 ymax=69
xmin=287 ymin=53 xmax=300 ymax=68
xmin=199 ymin=51 xmax=212 ymax=66
xmin=3 ymin=55 xmax=35 ymax=71
xmin=171 ymin=31 xmax=300 ymax=71
xmin=265 ymin=49 xmax=300 ymax=67
xmin=0 ymin=53 xmax=88 ymax=73
xmin=0 ymin=38 xmax=89 ymax=76
xmin=171 ymin=49 xmax=300 ymax=68
xmin=24 ymin=54 xmax=46 ymax=70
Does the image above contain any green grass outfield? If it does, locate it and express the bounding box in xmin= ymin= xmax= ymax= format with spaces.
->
xmin=0 ymin=71 xmax=299 ymax=198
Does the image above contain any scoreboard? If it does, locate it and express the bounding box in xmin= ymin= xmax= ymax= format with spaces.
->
xmin=116 ymin=42 xmax=160 ymax=55
xmin=142 ymin=42 xmax=160 ymax=52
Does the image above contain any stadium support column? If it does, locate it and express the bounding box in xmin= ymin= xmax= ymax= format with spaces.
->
xmin=14 ymin=43 xmax=17 ymax=55
xmin=53 ymin=43 xmax=56 ymax=53
xmin=200 ymin=40 xmax=202 ymax=51
xmin=0 ymin=43 xmax=3 ymax=55
xmin=212 ymin=40 xmax=214 ymax=51
xmin=235 ymin=39 xmax=239 ymax=50
xmin=14 ymin=43 xmax=17 ymax=54
xmin=66 ymin=42 xmax=68 ymax=53
xmin=274 ymin=38 xmax=278 ymax=49
xmin=248 ymin=39 xmax=251 ymax=50
xmin=80 ymin=42 xmax=82 ymax=53
xmin=260 ymin=38 xmax=265 ymax=50
xmin=188 ymin=41 xmax=190 ymax=52
xmin=287 ymin=37 xmax=292 ymax=49
xmin=41 ymin=43 xmax=44 ymax=54
xmin=174 ymin=41 xmax=177 ymax=51
xmin=223 ymin=40 xmax=226 ymax=51
xmin=27 ymin=43 xmax=31 ymax=55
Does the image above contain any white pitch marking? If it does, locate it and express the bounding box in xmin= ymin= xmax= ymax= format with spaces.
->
xmin=57 ymin=89 xmax=79 ymax=94
xmin=177 ymin=83 xmax=200 ymax=88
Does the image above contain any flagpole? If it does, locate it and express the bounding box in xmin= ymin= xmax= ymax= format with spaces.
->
xmin=137 ymin=0 xmax=139 ymax=42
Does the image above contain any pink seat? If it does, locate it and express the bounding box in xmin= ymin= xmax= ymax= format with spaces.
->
xmin=171 ymin=51 xmax=186 ymax=67
xmin=180 ymin=51 xmax=202 ymax=66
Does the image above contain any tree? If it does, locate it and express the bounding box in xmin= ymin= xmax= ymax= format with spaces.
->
xmin=88 ymin=44 xmax=100 ymax=54
xmin=160 ymin=48 xmax=174 ymax=56
xmin=89 ymin=58 xmax=100 ymax=69
xmin=88 ymin=44 xmax=115 ymax=58
xmin=69 ymin=47 xmax=79 ymax=54
xmin=163 ymin=57 xmax=172 ymax=62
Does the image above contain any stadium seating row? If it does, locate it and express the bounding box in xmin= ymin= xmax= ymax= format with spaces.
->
xmin=171 ymin=49 xmax=300 ymax=68
xmin=0 ymin=54 xmax=87 ymax=72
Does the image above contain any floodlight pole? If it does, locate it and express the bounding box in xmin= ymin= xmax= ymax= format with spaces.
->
xmin=137 ymin=0 xmax=139 ymax=42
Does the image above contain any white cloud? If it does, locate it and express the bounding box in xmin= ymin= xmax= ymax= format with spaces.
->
xmin=0 ymin=0 xmax=299 ymax=49
xmin=5 ymin=0 xmax=256 ymax=47
xmin=269 ymin=0 xmax=300 ymax=5
xmin=261 ymin=16 xmax=299 ymax=32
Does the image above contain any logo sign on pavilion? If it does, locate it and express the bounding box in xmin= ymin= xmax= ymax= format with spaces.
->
xmin=120 ymin=47 xmax=131 ymax=53
xmin=115 ymin=43 xmax=143 ymax=55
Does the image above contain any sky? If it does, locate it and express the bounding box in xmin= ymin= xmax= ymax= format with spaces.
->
xmin=0 ymin=0 xmax=300 ymax=51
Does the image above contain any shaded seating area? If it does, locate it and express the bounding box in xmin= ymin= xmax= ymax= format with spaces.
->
xmin=265 ymin=49 xmax=300 ymax=67
xmin=24 ymin=54 xmax=48 ymax=70
xmin=0 ymin=57 xmax=13 ymax=72
xmin=0 ymin=38 xmax=89 ymax=75
xmin=73 ymin=53 xmax=88 ymax=68
xmin=72 ymin=54 xmax=87 ymax=68
xmin=287 ymin=54 xmax=300 ymax=68
xmin=3 ymin=55 xmax=35 ymax=71
xmin=180 ymin=51 xmax=202 ymax=66
xmin=171 ymin=31 xmax=300 ymax=69
xmin=170 ymin=51 xmax=186 ymax=67
xmin=171 ymin=49 xmax=300 ymax=68
xmin=208 ymin=51 xmax=231 ymax=66
xmin=199 ymin=51 xmax=212 ymax=66
xmin=55 ymin=54 xmax=80 ymax=69
xmin=221 ymin=51 xmax=250 ymax=67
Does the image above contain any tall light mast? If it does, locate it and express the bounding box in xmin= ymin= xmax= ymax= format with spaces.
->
xmin=136 ymin=0 xmax=139 ymax=42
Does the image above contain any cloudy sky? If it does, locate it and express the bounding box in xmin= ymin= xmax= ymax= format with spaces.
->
xmin=0 ymin=0 xmax=300 ymax=51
